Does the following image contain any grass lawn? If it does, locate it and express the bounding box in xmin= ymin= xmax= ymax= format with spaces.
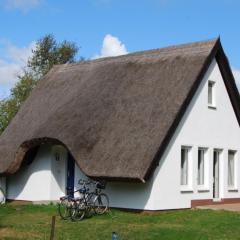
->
xmin=0 ymin=204 xmax=240 ymax=239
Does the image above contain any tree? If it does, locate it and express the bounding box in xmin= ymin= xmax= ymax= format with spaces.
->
xmin=0 ymin=34 xmax=79 ymax=134
xmin=28 ymin=34 xmax=78 ymax=78
xmin=0 ymin=72 xmax=36 ymax=133
xmin=0 ymin=99 xmax=18 ymax=133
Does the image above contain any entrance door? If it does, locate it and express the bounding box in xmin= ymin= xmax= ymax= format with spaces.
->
xmin=213 ymin=150 xmax=220 ymax=199
xmin=66 ymin=153 xmax=75 ymax=197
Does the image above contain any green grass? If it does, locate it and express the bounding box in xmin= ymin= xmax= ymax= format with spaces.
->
xmin=1 ymin=204 xmax=240 ymax=239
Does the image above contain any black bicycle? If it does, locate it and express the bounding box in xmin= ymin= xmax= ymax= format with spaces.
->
xmin=92 ymin=181 xmax=109 ymax=215
xmin=58 ymin=190 xmax=79 ymax=220
xmin=58 ymin=179 xmax=109 ymax=221
xmin=70 ymin=179 xmax=109 ymax=220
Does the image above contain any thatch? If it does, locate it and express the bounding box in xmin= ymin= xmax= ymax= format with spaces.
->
xmin=0 ymin=38 xmax=239 ymax=182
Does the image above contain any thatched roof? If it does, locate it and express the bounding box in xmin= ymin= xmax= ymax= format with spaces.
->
xmin=0 ymin=38 xmax=239 ymax=182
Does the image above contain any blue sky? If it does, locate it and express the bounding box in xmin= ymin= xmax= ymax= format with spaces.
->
xmin=0 ymin=0 xmax=240 ymax=98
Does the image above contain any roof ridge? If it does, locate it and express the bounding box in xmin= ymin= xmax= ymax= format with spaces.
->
xmin=57 ymin=38 xmax=218 ymax=69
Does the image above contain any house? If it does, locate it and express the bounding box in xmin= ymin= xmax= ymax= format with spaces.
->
xmin=0 ymin=38 xmax=240 ymax=210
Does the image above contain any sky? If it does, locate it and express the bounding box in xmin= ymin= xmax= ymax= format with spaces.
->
xmin=0 ymin=0 xmax=240 ymax=98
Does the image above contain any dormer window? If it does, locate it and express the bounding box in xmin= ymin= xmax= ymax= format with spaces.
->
xmin=208 ymin=81 xmax=216 ymax=108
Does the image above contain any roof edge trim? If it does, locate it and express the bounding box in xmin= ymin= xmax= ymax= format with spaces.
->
xmin=143 ymin=38 xmax=221 ymax=181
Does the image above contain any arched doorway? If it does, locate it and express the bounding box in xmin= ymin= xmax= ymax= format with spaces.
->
xmin=6 ymin=138 xmax=87 ymax=202
xmin=7 ymin=144 xmax=65 ymax=201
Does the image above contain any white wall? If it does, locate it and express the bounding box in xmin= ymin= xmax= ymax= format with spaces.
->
xmin=73 ymin=165 xmax=155 ymax=209
xmin=0 ymin=177 xmax=6 ymax=203
xmin=7 ymin=144 xmax=69 ymax=201
xmin=73 ymin=161 xmax=155 ymax=209
xmin=148 ymin=58 xmax=240 ymax=210
xmin=50 ymin=145 xmax=67 ymax=200
xmin=7 ymin=145 xmax=52 ymax=201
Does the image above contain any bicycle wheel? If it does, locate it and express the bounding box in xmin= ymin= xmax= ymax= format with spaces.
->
xmin=93 ymin=193 xmax=109 ymax=215
xmin=87 ymin=192 xmax=97 ymax=207
xmin=58 ymin=198 xmax=72 ymax=220
xmin=84 ymin=192 xmax=97 ymax=217
xmin=70 ymin=200 xmax=86 ymax=221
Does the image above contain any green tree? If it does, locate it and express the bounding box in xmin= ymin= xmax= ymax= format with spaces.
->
xmin=0 ymin=34 xmax=79 ymax=134
xmin=0 ymin=99 xmax=18 ymax=133
xmin=28 ymin=34 xmax=78 ymax=78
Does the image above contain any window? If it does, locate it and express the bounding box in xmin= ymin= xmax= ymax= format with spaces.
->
xmin=208 ymin=81 xmax=215 ymax=107
xmin=228 ymin=150 xmax=236 ymax=187
xmin=198 ymin=148 xmax=205 ymax=185
xmin=181 ymin=147 xmax=189 ymax=185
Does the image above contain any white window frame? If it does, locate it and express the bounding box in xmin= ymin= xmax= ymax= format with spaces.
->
xmin=197 ymin=147 xmax=209 ymax=192
xmin=213 ymin=148 xmax=223 ymax=200
xmin=208 ymin=80 xmax=216 ymax=109
xmin=228 ymin=150 xmax=237 ymax=190
xmin=197 ymin=148 xmax=205 ymax=186
xmin=180 ymin=146 xmax=193 ymax=192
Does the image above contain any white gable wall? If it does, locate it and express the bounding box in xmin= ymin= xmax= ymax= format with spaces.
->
xmin=148 ymin=58 xmax=240 ymax=210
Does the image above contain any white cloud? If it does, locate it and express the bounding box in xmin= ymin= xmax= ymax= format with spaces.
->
xmin=94 ymin=34 xmax=128 ymax=59
xmin=232 ymin=69 xmax=240 ymax=91
xmin=4 ymin=0 xmax=41 ymax=12
xmin=0 ymin=41 xmax=35 ymax=99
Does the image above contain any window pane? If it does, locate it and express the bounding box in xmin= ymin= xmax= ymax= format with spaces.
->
xmin=228 ymin=151 xmax=235 ymax=187
xmin=198 ymin=149 xmax=205 ymax=185
xmin=181 ymin=148 xmax=188 ymax=185
xmin=208 ymin=82 xmax=213 ymax=105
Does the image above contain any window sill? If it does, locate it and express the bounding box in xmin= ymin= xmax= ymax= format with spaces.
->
xmin=208 ymin=105 xmax=216 ymax=110
xmin=197 ymin=186 xmax=210 ymax=192
xmin=180 ymin=187 xmax=193 ymax=193
xmin=228 ymin=187 xmax=238 ymax=192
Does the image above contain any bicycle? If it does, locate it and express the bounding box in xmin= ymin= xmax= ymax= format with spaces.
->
xmin=58 ymin=188 xmax=84 ymax=220
xmin=92 ymin=181 xmax=109 ymax=215
xmin=58 ymin=179 xmax=110 ymax=221
xmin=71 ymin=179 xmax=109 ymax=220
xmin=70 ymin=179 xmax=95 ymax=221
